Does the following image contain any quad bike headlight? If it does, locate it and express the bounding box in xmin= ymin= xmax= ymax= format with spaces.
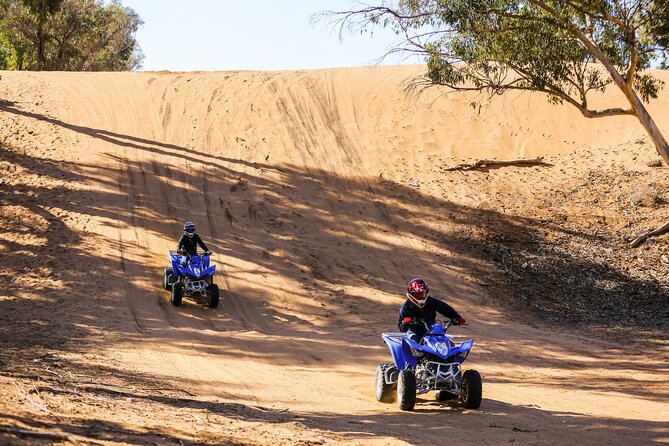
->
xmin=435 ymin=342 xmax=450 ymax=356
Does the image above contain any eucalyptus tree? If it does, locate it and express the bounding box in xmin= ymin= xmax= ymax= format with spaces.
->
xmin=0 ymin=0 xmax=143 ymax=71
xmin=22 ymin=0 xmax=63 ymax=70
xmin=319 ymin=0 xmax=669 ymax=165
xmin=50 ymin=0 xmax=144 ymax=71
xmin=0 ymin=0 xmax=63 ymax=70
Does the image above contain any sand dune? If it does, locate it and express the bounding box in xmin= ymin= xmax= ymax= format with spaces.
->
xmin=0 ymin=65 xmax=667 ymax=445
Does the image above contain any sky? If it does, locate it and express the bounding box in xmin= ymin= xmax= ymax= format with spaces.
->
xmin=123 ymin=0 xmax=424 ymax=72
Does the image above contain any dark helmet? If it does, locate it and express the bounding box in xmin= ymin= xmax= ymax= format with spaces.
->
xmin=407 ymin=278 xmax=429 ymax=308
xmin=183 ymin=221 xmax=196 ymax=238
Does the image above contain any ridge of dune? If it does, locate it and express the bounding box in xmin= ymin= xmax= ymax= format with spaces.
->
xmin=0 ymin=65 xmax=668 ymax=445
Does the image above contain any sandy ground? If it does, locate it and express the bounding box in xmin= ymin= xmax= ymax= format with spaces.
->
xmin=0 ymin=65 xmax=668 ymax=445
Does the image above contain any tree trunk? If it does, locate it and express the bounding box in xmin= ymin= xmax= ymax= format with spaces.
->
xmin=36 ymin=24 xmax=44 ymax=71
xmin=574 ymin=33 xmax=669 ymax=167
xmin=56 ymin=40 xmax=65 ymax=69
xmin=627 ymin=90 xmax=669 ymax=166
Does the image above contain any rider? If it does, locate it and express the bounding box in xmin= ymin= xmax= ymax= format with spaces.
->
xmin=397 ymin=278 xmax=466 ymax=343
xmin=177 ymin=221 xmax=210 ymax=266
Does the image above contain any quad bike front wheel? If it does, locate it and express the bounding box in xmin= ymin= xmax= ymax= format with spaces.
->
xmin=163 ymin=267 xmax=173 ymax=291
xmin=397 ymin=369 xmax=416 ymax=411
xmin=171 ymin=283 xmax=183 ymax=307
xmin=207 ymin=284 xmax=220 ymax=308
xmin=375 ymin=363 xmax=396 ymax=403
xmin=461 ymin=369 xmax=482 ymax=409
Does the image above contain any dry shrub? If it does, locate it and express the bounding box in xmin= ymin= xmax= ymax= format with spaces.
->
xmin=627 ymin=181 xmax=663 ymax=207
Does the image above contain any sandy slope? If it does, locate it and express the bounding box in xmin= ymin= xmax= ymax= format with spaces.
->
xmin=0 ymin=65 xmax=668 ymax=445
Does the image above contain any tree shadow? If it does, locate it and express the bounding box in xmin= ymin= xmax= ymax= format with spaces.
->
xmin=2 ymin=362 xmax=667 ymax=446
xmin=1 ymin=95 xmax=668 ymax=443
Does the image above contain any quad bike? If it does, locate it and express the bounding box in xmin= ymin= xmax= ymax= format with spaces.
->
xmin=376 ymin=319 xmax=482 ymax=411
xmin=163 ymin=250 xmax=219 ymax=308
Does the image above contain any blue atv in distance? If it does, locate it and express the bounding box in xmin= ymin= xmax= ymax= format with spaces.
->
xmin=163 ymin=250 xmax=219 ymax=308
xmin=376 ymin=319 xmax=482 ymax=411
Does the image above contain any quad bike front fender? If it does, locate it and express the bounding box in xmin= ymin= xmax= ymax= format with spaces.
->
xmin=176 ymin=265 xmax=191 ymax=276
xmin=382 ymin=333 xmax=417 ymax=371
xmin=201 ymin=265 xmax=215 ymax=276
xmin=449 ymin=339 xmax=473 ymax=356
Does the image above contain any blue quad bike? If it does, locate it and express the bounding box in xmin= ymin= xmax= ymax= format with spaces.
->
xmin=376 ymin=319 xmax=482 ymax=411
xmin=163 ymin=250 xmax=219 ymax=308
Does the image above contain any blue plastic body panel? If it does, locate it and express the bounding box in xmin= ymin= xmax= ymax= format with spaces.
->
xmin=168 ymin=250 xmax=216 ymax=280
xmin=381 ymin=329 xmax=474 ymax=370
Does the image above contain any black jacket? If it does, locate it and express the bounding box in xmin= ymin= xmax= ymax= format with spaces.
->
xmin=397 ymin=296 xmax=461 ymax=338
xmin=177 ymin=234 xmax=209 ymax=256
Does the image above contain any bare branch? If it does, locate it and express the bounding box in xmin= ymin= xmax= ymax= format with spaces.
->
xmin=312 ymin=5 xmax=438 ymax=42
xmin=630 ymin=221 xmax=669 ymax=247
xmin=443 ymin=157 xmax=549 ymax=171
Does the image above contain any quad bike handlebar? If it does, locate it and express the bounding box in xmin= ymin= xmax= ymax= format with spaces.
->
xmin=176 ymin=250 xmax=213 ymax=256
xmin=410 ymin=318 xmax=466 ymax=333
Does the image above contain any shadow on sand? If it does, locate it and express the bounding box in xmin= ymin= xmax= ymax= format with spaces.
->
xmin=1 ymin=100 xmax=667 ymax=444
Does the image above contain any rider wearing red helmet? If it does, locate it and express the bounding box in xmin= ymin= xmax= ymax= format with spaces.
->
xmin=398 ymin=278 xmax=466 ymax=342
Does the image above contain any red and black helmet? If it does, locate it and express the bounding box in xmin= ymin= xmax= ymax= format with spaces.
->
xmin=407 ymin=278 xmax=429 ymax=308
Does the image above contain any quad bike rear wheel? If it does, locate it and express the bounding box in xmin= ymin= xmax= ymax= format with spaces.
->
xmin=207 ymin=284 xmax=220 ymax=308
xmin=163 ymin=267 xmax=173 ymax=291
xmin=461 ymin=369 xmax=482 ymax=409
xmin=397 ymin=369 xmax=416 ymax=411
xmin=171 ymin=283 xmax=183 ymax=306
xmin=375 ymin=363 xmax=396 ymax=403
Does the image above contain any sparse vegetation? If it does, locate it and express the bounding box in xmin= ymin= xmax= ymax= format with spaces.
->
xmin=468 ymin=166 xmax=669 ymax=328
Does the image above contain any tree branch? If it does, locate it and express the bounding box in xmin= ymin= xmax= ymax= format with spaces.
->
xmin=630 ymin=221 xmax=669 ymax=247
xmin=530 ymin=0 xmax=628 ymax=88
xmin=507 ymin=85 xmax=633 ymax=116
xmin=443 ymin=157 xmax=549 ymax=171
